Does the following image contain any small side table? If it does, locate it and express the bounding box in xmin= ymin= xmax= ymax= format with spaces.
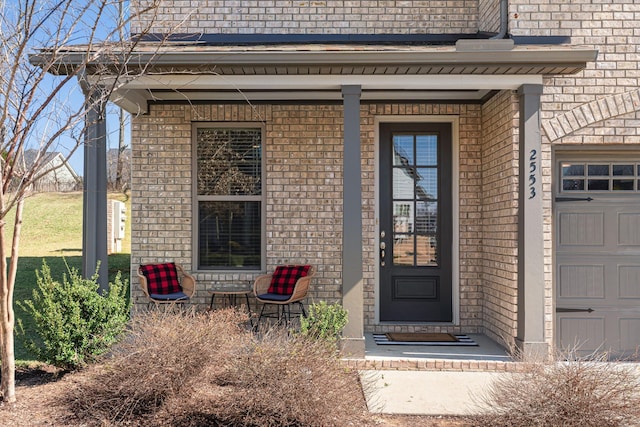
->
xmin=208 ymin=287 xmax=254 ymax=327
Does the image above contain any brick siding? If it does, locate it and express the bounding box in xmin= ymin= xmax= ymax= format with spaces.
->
xmin=131 ymin=0 xmax=480 ymax=35
xmin=480 ymin=90 xmax=519 ymax=348
xmin=131 ymin=101 xmax=513 ymax=336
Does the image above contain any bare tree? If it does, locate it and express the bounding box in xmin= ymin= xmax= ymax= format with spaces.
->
xmin=115 ymin=0 xmax=128 ymax=192
xmin=0 ymin=0 xmax=167 ymax=403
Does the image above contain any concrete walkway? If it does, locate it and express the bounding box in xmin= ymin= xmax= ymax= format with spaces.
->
xmin=361 ymin=370 xmax=504 ymax=416
xmin=358 ymin=333 xmax=511 ymax=415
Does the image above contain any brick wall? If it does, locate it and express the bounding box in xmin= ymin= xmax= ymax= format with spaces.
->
xmin=130 ymin=104 xmax=198 ymax=304
xmin=131 ymin=103 xmax=346 ymax=307
xmin=131 ymin=101 xmax=494 ymax=334
xmin=480 ymin=90 xmax=519 ymax=348
xmin=131 ymin=0 xmax=480 ymax=35
xmin=479 ymin=0 xmax=500 ymax=33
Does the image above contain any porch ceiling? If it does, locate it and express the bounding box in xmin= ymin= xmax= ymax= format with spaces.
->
xmin=33 ymin=42 xmax=597 ymax=114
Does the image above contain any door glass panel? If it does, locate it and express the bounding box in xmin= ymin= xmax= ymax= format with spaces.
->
xmin=393 ymin=234 xmax=414 ymax=266
xmin=562 ymin=163 xmax=585 ymax=176
xmin=416 ymin=135 xmax=437 ymax=166
xmin=393 ymin=169 xmax=414 ymax=199
xmin=588 ymin=164 xmax=610 ymax=176
xmin=416 ymin=201 xmax=438 ymax=266
xmin=417 ymin=236 xmax=438 ymax=266
xmin=391 ymin=133 xmax=439 ymax=268
xmin=588 ymin=179 xmax=609 ymax=191
xmin=613 ymin=179 xmax=634 ymax=191
xmin=563 ymin=179 xmax=585 ymax=191
xmin=393 ymin=135 xmax=414 ymax=166
xmin=613 ymin=164 xmax=634 ymax=176
xmin=393 ymin=202 xmax=413 ymax=234
xmin=416 ymin=201 xmax=437 ymax=234
xmin=416 ymin=168 xmax=438 ymax=200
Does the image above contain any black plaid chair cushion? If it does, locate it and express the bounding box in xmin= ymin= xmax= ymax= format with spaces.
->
xmin=267 ymin=265 xmax=311 ymax=295
xmin=140 ymin=262 xmax=182 ymax=295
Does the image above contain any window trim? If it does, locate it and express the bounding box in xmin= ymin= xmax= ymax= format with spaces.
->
xmin=192 ymin=122 xmax=266 ymax=272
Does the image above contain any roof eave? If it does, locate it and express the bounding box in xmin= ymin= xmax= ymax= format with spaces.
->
xmin=31 ymin=46 xmax=598 ymax=76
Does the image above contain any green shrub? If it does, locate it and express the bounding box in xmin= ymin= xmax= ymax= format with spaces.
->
xmin=18 ymin=260 xmax=129 ymax=370
xmin=299 ymin=301 xmax=348 ymax=344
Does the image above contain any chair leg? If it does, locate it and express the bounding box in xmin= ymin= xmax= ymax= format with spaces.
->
xmin=298 ymin=301 xmax=306 ymax=318
xmin=257 ymin=304 xmax=267 ymax=329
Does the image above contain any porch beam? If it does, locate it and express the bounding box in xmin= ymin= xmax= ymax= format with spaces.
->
xmin=516 ymin=84 xmax=547 ymax=358
xmin=341 ymin=85 xmax=365 ymax=357
xmin=82 ymin=90 xmax=109 ymax=291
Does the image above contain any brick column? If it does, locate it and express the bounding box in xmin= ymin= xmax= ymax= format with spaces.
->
xmin=341 ymin=85 xmax=365 ymax=357
xmin=516 ymin=84 xmax=548 ymax=358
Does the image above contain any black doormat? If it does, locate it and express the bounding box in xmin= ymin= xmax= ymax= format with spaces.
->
xmin=373 ymin=333 xmax=478 ymax=346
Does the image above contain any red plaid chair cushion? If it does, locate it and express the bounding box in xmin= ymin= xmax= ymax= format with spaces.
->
xmin=267 ymin=265 xmax=311 ymax=295
xmin=140 ymin=263 xmax=182 ymax=295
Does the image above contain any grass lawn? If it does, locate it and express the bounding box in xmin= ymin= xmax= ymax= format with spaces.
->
xmin=5 ymin=191 xmax=132 ymax=363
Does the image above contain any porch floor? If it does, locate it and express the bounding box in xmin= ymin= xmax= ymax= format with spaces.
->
xmin=364 ymin=333 xmax=512 ymax=363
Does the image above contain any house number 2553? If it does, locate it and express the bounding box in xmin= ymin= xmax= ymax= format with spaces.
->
xmin=528 ymin=149 xmax=538 ymax=199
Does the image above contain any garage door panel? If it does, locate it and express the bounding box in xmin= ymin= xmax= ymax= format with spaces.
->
xmin=558 ymin=264 xmax=604 ymax=298
xmin=619 ymin=318 xmax=640 ymax=354
xmin=618 ymin=265 xmax=640 ymax=299
xmin=558 ymin=316 xmax=605 ymax=353
xmin=618 ymin=213 xmax=640 ymax=246
xmin=558 ymin=212 xmax=604 ymax=246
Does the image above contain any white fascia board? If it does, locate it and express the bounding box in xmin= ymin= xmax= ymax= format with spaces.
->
xmin=119 ymin=74 xmax=543 ymax=91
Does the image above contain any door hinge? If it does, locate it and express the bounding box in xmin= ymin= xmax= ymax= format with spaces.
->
xmin=555 ymin=197 xmax=594 ymax=202
xmin=556 ymin=307 xmax=594 ymax=313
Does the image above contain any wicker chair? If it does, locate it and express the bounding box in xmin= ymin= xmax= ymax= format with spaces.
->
xmin=253 ymin=265 xmax=315 ymax=327
xmin=137 ymin=262 xmax=196 ymax=307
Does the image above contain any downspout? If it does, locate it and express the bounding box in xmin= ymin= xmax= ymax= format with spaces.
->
xmin=455 ymin=0 xmax=512 ymax=50
xmin=490 ymin=0 xmax=509 ymax=40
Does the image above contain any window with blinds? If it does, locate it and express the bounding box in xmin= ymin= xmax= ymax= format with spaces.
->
xmin=196 ymin=127 xmax=263 ymax=270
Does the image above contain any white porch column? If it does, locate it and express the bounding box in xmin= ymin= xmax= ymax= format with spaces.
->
xmin=516 ymin=84 xmax=548 ymax=358
xmin=82 ymin=90 xmax=109 ymax=291
xmin=341 ymin=85 xmax=365 ymax=357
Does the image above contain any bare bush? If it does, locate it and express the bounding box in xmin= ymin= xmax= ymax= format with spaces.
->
xmin=66 ymin=308 xmax=251 ymax=425
xmin=474 ymin=351 xmax=640 ymax=427
xmin=65 ymin=311 xmax=372 ymax=426
xmin=163 ymin=327 xmax=372 ymax=426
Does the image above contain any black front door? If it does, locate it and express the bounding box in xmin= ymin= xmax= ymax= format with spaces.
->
xmin=379 ymin=123 xmax=453 ymax=322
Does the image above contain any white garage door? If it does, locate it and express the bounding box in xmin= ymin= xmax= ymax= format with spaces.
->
xmin=555 ymin=156 xmax=640 ymax=359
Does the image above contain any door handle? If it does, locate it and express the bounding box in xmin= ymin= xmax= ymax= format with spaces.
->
xmin=380 ymin=232 xmax=386 ymax=266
